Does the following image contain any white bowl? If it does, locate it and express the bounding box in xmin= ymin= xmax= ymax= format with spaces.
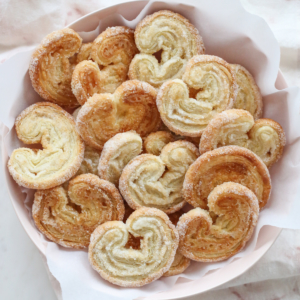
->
xmin=0 ymin=1 xmax=286 ymax=299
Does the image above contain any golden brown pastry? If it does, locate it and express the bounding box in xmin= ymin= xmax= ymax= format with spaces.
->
xmin=88 ymin=207 xmax=179 ymax=287
xmin=32 ymin=174 xmax=124 ymax=249
xmin=177 ymin=182 xmax=259 ymax=262
xmin=71 ymin=108 xmax=101 ymax=176
xmin=119 ymin=141 xmax=199 ymax=214
xmin=29 ymin=28 xmax=82 ymax=107
xmin=183 ymin=146 xmax=271 ymax=210
xmin=200 ymin=109 xmax=285 ymax=167
xmin=129 ymin=10 xmax=205 ymax=88
xmin=76 ymin=42 xmax=93 ymax=63
xmin=163 ymin=210 xmax=190 ymax=277
xmin=144 ymin=131 xmax=200 ymax=155
xmin=144 ymin=131 xmax=175 ymax=155
xmin=157 ymin=55 xmax=237 ymax=137
xmin=8 ymin=102 xmax=84 ymax=189
xmin=76 ymin=145 xmax=101 ymax=176
xmin=72 ymin=27 xmax=138 ymax=105
xmin=98 ymin=131 xmax=143 ymax=187
xmin=76 ymin=80 xmax=161 ymax=150
xmin=231 ymin=64 xmax=263 ymax=120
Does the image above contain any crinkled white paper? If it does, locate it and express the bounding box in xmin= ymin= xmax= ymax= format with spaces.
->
xmin=0 ymin=0 xmax=300 ymax=299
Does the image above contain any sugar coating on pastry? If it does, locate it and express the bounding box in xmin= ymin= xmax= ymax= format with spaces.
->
xmin=157 ymin=55 xmax=237 ymax=137
xmin=76 ymin=80 xmax=161 ymax=150
xmin=144 ymin=131 xmax=175 ymax=156
xmin=32 ymin=174 xmax=124 ymax=249
xmin=129 ymin=10 xmax=205 ymax=88
xmin=163 ymin=210 xmax=190 ymax=277
xmin=88 ymin=207 xmax=179 ymax=287
xmin=98 ymin=131 xmax=143 ymax=187
xmin=183 ymin=146 xmax=271 ymax=210
xmin=231 ymin=64 xmax=263 ymax=120
xmin=72 ymin=27 xmax=138 ymax=105
xmin=76 ymin=42 xmax=93 ymax=63
xmin=200 ymin=109 xmax=286 ymax=168
xmin=8 ymin=102 xmax=85 ymax=189
xmin=177 ymin=182 xmax=259 ymax=262
xmin=29 ymin=28 xmax=82 ymax=107
xmin=119 ymin=140 xmax=199 ymax=214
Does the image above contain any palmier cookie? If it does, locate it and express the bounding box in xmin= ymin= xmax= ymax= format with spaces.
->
xmin=98 ymin=131 xmax=143 ymax=187
xmin=76 ymin=43 xmax=93 ymax=63
xmin=76 ymin=145 xmax=101 ymax=176
xmin=88 ymin=207 xmax=178 ymax=287
xmin=29 ymin=28 xmax=82 ymax=107
xmin=71 ymin=108 xmax=102 ymax=176
xmin=183 ymin=146 xmax=271 ymax=210
xmin=144 ymin=131 xmax=201 ymax=155
xmin=119 ymin=141 xmax=199 ymax=214
xmin=76 ymin=80 xmax=161 ymax=150
xmin=163 ymin=210 xmax=190 ymax=277
xmin=177 ymin=182 xmax=259 ymax=262
xmin=72 ymin=26 xmax=138 ymax=105
xmin=144 ymin=131 xmax=175 ymax=156
xmin=200 ymin=109 xmax=285 ymax=168
xmin=231 ymin=64 xmax=263 ymax=120
xmin=157 ymin=55 xmax=237 ymax=137
xmin=8 ymin=102 xmax=84 ymax=189
xmin=33 ymin=174 xmax=124 ymax=249
xmin=128 ymin=10 xmax=205 ymax=88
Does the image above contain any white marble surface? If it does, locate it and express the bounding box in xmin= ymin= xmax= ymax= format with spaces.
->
xmin=0 ymin=1 xmax=300 ymax=299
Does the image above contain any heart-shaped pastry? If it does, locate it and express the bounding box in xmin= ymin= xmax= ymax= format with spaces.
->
xmin=76 ymin=80 xmax=161 ymax=150
xmin=119 ymin=140 xmax=199 ymax=214
xmin=128 ymin=10 xmax=205 ymax=88
xmin=88 ymin=207 xmax=178 ymax=287
xmin=183 ymin=146 xmax=271 ymax=210
xmin=8 ymin=102 xmax=84 ymax=189
xmin=32 ymin=174 xmax=124 ymax=249
xmin=98 ymin=131 xmax=143 ymax=187
xmin=163 ymin=210 xmax=190 ymax=277
xmin=200 ymin=109 xmax=286 ymax=167
xmin=29 ymin=28 xmax=82 ymax=107
xmin=231 ymin=64 xmax=263 ymax=120
xmin=177 ymin=182 xmax=259 ymax=262
xmin=72 ymin=26 xmax=138 ymax=105
xmin=156 ymin=55 xmax=237 ymax=137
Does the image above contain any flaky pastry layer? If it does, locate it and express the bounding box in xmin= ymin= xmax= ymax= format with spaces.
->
xmin=88 ymin=207 xmax=179 ymax=287
xmin=183 ymin=146 xmax=271 ymax=210
xmin=29 ymin=28 xmax=82 ymax=107
xmin=144 ymin=131 xmax=175 ymax=156
xmin=98 ymin=131 xmax=143 ymax=187
xmin=200 ymin=109 xmax=286 ymax=167
xmin=129 ymin=10 xmax=205 ymax=88
xmin=32 ymin=174 xmax=124 ymax=248
xmin=8 ymin=102 xmax=84 ymax=189
xmin=72 ymin=26 xmax=138 ymax=105
xmin=76 ymin=80 xmax=161 ymax=150
xmin=163 ymin=210 xmax=190 ymax=277
xmin=157 ymin=55 xmax=237 ymax=137
xmin=119 ymin=140 xmax=199 ymax=214
xmin=231 ymin=64 xmax=263 ymax=120
xmin=177 ymin=182 xmax=259 ymax=262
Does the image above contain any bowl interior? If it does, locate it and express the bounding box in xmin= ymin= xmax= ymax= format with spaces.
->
xmin=1 ymin=1 xmax=284 ymax=298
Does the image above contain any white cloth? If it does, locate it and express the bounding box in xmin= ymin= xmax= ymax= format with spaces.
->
xmin=0 ymin=1 xmax=299 ymax=299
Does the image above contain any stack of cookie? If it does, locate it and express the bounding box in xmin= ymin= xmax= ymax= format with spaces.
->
xmin=7 ymin=10 xmax=285 ymax=288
